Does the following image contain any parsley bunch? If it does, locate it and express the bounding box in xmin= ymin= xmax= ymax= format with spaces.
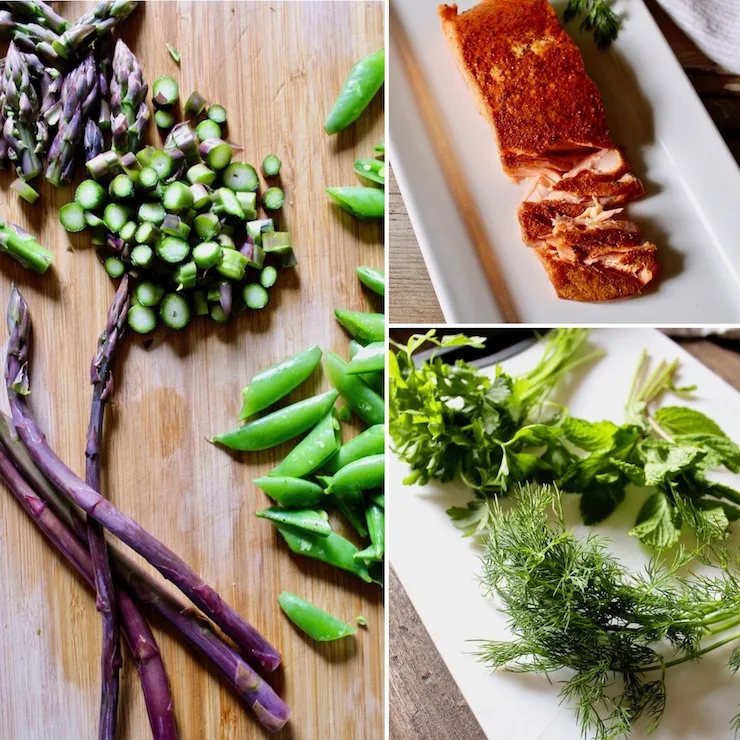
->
xmin=389 ymin=330 xmax=740 ymax=548
xmin=478 ymin=484 xmax=740 ymax=740
xmin=564 ymin=0 xmax=621 ymax=48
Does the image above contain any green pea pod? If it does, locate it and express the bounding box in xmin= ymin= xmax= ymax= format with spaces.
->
xmin=326 ymin=187 xmax=384 ymax=220
xmin=324 ymin=48 xmax=385 ymax=135
xmin=334 ymin=309 xmax=385 ymax=343
xmin=354 ymin=158 xmax=385 ymax=186
xmin=374 ymin=142 xmax=385 ymax=155
xmin=337 ymin=497 xmax=368 ymax=539
xmin=253 ymin=476 xmax=326 ymax=507
xmin=369 ymin=490 xmax=385 ymax=509
xmin=326 ymin=454 xmax=384 ymax=495
xmin=349 ymin=340 xmax=383 ymax=395
xmin=323 ymin=353 xmax=384 ymax=426
xmin=367 ymin=504 xmax=384 ymax=559
xmin=278 ymin=591 xmax=357 ymax=642
xmin=214 ymin=389 xmax=338 ymax=451
xmin=239 ymin=345 xmax=322 ymax=420
xmin=347 ymin=342 xmax=384 ymax=375
xmin=356 ymin=265 xmax=385 ymax=296
xmin=323 ymin=424 xmax=385 ymax=473
xmin=269 ymin=412 xmax=341 ymax=478
xmin=256 ymin=507 xmax=331 ymax=537
xmin=273 ymin=523 xmax=372 ymax=583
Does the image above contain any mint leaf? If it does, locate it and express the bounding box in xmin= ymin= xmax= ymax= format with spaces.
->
xmin=640 ymin=442 xmax=705 ymax=486
xmin=563 ymin=417 xmax=619 ymax=452
xmin=580 ymin=483 xmax=625 ymax=525
xmin=611 ymin=459 xmax=647 ymax=487
xmin=629 ymin=492 xmax=681 ymax=549
xmin=654 ymin=406 xmax=726 ymax=438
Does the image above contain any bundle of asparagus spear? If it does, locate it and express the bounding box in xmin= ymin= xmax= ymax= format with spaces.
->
xmin=0 ymin=0 xmax=142 ymax=195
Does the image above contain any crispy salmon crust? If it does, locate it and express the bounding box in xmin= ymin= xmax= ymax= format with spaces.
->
xmin=535 ymin=243 xmax=659 ymax=301
xmin=438 ymin=1 xmax=613 ymax=160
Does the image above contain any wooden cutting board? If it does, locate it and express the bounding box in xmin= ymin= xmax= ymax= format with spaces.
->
xmin=0 ymin=2 xmax=384 ymax=738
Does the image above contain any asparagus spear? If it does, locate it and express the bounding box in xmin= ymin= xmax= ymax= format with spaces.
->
xmin=84 ymin=117 xmax=104 ymax=161
xmin=35 ymin=63 xmax=61 ymax=156
xmin=110 ymin=38 xmax=149 ymax=153
xmin=97 ymin=37 xmax=113 ymax=131
xmin=46 ymin=50 xmax=98 ymax=185
xmin=0 ymin=441 xmax=179 ymax=740
xmin=5 ymin=287 xmax=281 ymax=674
xmin=52 ymin=1 xmax=139 ymax=61
xmin=0 ymin=1 xmax=67 ymax=34
xmin=0 ymin=58 xmax=7 ymax=167
xmin=85 ymin=276 xmax=131 ymax=740
xmin=2 ymin=42 xmax=43 ymax=179
xmin=0 ymin=11 xmax=61 ymax=66
xmin=0 ymin=412 xmax=289 ymax=733
xmin=0 ymin=218 xmax=52 ymax=273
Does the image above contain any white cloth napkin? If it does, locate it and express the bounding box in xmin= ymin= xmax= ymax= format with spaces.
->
xmin=656 ymin=0 xmax=740 ymax=74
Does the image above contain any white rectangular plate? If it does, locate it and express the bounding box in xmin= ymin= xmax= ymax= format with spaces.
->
xmin=389 ymin=0 xmax=740 ymax=323
xmin=390 ymin=329 xmax=740 ymax=739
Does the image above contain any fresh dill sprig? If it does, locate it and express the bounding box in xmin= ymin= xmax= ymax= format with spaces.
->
xmin=564 ymin=0 xmax=622 ymax=48
xmin=477 ymin=484 xmax=740 ymax=739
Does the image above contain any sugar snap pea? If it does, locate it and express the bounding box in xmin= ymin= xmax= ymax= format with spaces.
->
xmin=356 ymin=265 xmax=385 ymax=296
xmin=323 ymin=424 xmax=384 ymax=473
xmin=272 ymin=524 xmax=372 ymax=583
xmin=367 ymin=504 xmax=384 ymax=559
xmin=337 ymin=497 xmax=368 ymax=539
xmin=213 ymin=390 xmax=338 ymax=451
xmin=347 ymin=342 xmax=384 ymax=375
xmin=270 ymin=412 xmax=341 ymax=478
xmin=334 ymin=309 xmax=384 ymax=343
xmin=253 ymin=476 xmax=325 ymax=508
xmin=277 ymin=592 xmax=357 ymax=642
xmin=325 ymin=454 xmax=384 ymax=496
xmin=354 ymin=158 xmax=385 ymax=186
xmin=255 ymin=508 xmax=331 ymax=537
xmin=326 ymin=186 xmax=384 ymax=220
xmin=324 ymin=48 xmax=385 ymax=135
xmin=369 ymin=491 xmax=385 ymax=509
xmin=239 ymin=345 xmax=323 ymax=420
xmin=323 ymin=353 xmax=384 ymax=426
xmin=349 ymin=340 xmax=383 ymax=395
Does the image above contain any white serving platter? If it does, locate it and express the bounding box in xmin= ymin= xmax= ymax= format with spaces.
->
xmin=389 ymin=329 xmax=740 ymax=739
xmin=389 ymin=0 xmax=740 ymax=323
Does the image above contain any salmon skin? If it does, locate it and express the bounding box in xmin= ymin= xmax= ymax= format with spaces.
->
xmin=439 ymin=0 xmax=659 ymax=302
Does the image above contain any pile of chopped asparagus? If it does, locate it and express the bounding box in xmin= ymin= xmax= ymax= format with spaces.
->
xmin=59 ymin=118 xmax=292 ymax=332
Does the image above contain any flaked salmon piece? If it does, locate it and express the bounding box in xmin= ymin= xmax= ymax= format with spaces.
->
xmin=535 ymin=243 xmax=659 ymax=301
xmin=503 ymin=149 xmax=598 ymax=181
xmin=561 ymin=148 xmax=630 ymax=180
xmin=550 ymin=219 xmax=643 ymax=249
xmin=552 ymin=171 xmax=645 ymax=202
xmin=439 ymin=1 xmax=613 ymax=165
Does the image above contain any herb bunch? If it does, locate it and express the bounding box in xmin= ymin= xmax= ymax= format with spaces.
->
xmin=564 ymin=0 xmax=621 ymax=48
xmin=478 ymin=483 xmax=740 ymax=740
xmin=389 ymin=330 xmax=740 ymax=548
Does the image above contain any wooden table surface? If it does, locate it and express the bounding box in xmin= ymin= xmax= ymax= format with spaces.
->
xmin=0 ymin=3 xmax=384 ymax=738
xmin=389 ymin=335 xmax=740 ymax=739
xmin=388 ymin=0 xmax=740 ymax=324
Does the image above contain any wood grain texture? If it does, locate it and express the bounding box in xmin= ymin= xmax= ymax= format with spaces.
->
xmin=387 ymin=0 xmax=740 ymax=324
xmin=389 ymin=337 xmax=740 ymax=739
xmin=0 ymin=2 xmax=384 ymax=738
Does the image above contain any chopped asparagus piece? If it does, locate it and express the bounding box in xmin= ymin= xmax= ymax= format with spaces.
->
xmin=153 ymin=75 xmax=179 ymax=108
xmin=216 ymin=248 xmax=248 ymax=280
xmin=185 ymin=90 xmax=207 ymax=116
xmin=163 ymin=181 xmax=194 ymax=211
xmin=59 ymin=203 xmax=87 ymax=232
xmin=192 ymin=241 xmax=223 ymax=269
xmin=263 ymin=187 xmax=285 ymax=211
xmin=166 ymin=43 xmax=180 ymax=64
xmin=109 ymin=174 xmax=135 ymax=200
xmin=199 ymin=138 xmax=232 ymax=170
xmin=130 ymin=244 xmax=153 ymax=268
xmin=154 ymin=109 xmax=174 ymax=130
xmin=11 ymin=179 xmax=40 ymax=204
xmin=119 ymin=220 xmax=137 ymax=242
xmin=138 ymin=201 xmax=166 ymax=225
xmin=156 ymin=236 xmax=190 ymax=264
xmin=127 ymin=304 xmax=157 ymax=334
xmin=193 ymin=212 xmax=221 ymax=240
xmin=243 ymin=283 xmax=269 ymax=309
xmin=104 ymin=257 xmax=125 ymax=278
xmin=174 ymin=261 xmax=197 ymax=290
xmin=195 ymin=119 xmax=221 ymax=142
xmin=261 ymin=154 xmax=281 ymax=177
xmin=75 ymin=179 xmax=106 ymax=210
xmin=260 ymin=265 xmax=278 ymax=288
xmin=222 ymin=162 xmax=259 ymax=192
xmin=186 ymin=163 xmax=217 ymax=186
xmin=159 ymin=293 xmax=191 ymax=329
